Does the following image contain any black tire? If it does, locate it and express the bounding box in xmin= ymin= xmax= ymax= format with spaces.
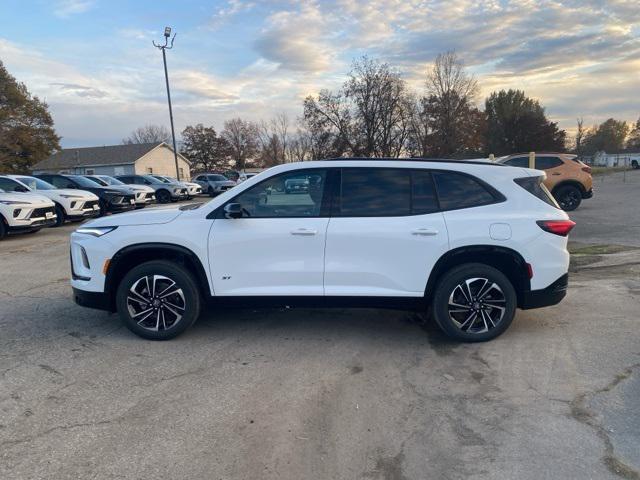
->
xmin=99 ymin=199 xmax=109 ymax=216
xmin=431 ymin=263 xmax=517 ymax=343
xmin=553 ymin=185 xmax=582 ymax=211
xmin=0 ymin=216 xmax=6 ymax=240
xmin=208 ymin=186 xmax=215 ymax=197
xmin=116 ymin=260 xmax=201 ymax=340
xmin=157 ymin=189 xmax=171 ymax=203
xmin=632 ymin=160 xmax=639 ymax=169
xmin=54 ymin=204 xmax=66 ymax=227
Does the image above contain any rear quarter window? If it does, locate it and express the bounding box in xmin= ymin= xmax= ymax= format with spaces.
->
xmin=433 ymin=171 xmax=499 ymax=211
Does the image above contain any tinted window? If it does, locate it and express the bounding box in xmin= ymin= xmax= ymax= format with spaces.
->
xmin=232 ymin=169 xmax=326 ymax=218
xmin=0 ymin=177 xmax=22 ymax=192
xmin=536 ymin=156 xmax=564 ymax=170
xmin=433 ymin=172 xmax=496 ymax=210
xmin=66 ymin=175 xmax=101 ymax=188
xmin=514 ymin=177 xmax=559 ymax=208
xmin=411 ymin=170 xmax=439 ymax=214
xmin=504 ymin=157 xmax=528 ymax=168
xmin=339 ymin=168 xmax=410 ymax=216
xmin=48 ymin=176 xmax=76 ymax=189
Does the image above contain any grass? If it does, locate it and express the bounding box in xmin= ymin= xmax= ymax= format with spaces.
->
xmin=590 ymin=166 xmax=634 ymax=175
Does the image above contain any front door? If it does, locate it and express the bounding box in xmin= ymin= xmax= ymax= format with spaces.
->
xmin=324 ymin=167 xmax=449 ymax=296
xmin=208 ymin=168 xmax=329 ymax=296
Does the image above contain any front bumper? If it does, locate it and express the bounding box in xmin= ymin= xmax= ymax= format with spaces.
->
xmin=73 ymin=287 xmax=112 ymax=312
xmin=9 ymin=218 xmax=57 ymax=231
xmin=520 ymin=273 xmax=568 ymax=309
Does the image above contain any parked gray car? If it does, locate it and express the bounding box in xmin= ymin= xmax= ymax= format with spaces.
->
xmin=115 ymin=174 xmax=188 ymax=203
xmin=193 ymin=173 xmax=237 ymax=197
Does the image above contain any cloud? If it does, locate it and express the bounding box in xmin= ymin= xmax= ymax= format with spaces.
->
xmin=53 ymin=0 xmax=95 ymax=18
xmin=50 ymin=82 xmax=108 ymax=98
xmin=211 ymin=0 xmax=256 ymax=29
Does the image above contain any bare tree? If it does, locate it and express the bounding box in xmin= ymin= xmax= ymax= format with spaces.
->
xmin=257 ymin=113 xmax=290 ymax=166
xmin=221 ymin=118 xmax=259 ymax=171
xmin=575 ymin=117 xmax=585 ymax=158
xmin=122 ymin=124 xmax=171 ymax=144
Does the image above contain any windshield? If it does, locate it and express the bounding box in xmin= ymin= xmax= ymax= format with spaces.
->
xmin=67 ymin=175 xmax=102 ymax=188
xmin=15 ymin=176 xmax=56 ymax=190
xmin=98 ymin=176 xmax=125 ymax=186
xmin=141 ymin=175 xmax=165 ymax=185
xmin=152 ymin=175 xmax=172 ymax=184
xmin=88 ymin=176 xmax=109 ymax=186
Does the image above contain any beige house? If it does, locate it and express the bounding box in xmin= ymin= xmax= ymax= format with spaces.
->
xmin=31 ymin=142 xmax=191 ymax=179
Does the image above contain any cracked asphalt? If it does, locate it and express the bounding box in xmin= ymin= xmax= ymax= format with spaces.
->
xmin=1 ymin=170 xmax=639 ymax=480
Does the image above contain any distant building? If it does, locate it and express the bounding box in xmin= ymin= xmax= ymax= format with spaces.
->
xmin=31 ymin=142 xmax=191 ymax=178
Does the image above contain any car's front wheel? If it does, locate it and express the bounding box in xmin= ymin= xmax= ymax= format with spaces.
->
xmin=431 ymin=263 xmax=517 ymax=342
xmin=54 ymin=204 xmax=66 ymax=227
xmin=0 ymin=217 xmax=6 ymax=240
xmin=116 ymin=260 xmax=202 ymax=340
xmin=156 ymin=189 xmax=171 ymax=203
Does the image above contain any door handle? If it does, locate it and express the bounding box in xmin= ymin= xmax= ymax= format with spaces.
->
xmin=291 ymin=228 xmax=317 ymax=236
xmin=412 ymin=228 xmax=438 ymax=236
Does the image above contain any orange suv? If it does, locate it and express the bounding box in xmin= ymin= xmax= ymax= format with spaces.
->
xmin=498 ymin=153 xmax=593 ymax=211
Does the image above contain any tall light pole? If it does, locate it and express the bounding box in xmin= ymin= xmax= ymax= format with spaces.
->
xmin=153 ymin=26 xmax=181 ymax=180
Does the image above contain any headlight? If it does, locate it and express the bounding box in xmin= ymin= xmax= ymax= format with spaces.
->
xmin=76 ymin=226 xmax=118 ymax=237
xmin=60 ymin=194 xmax=83 ymax=198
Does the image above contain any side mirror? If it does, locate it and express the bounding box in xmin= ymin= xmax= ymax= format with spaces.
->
xmin=224 ymin=203 xmax=243 ymax=219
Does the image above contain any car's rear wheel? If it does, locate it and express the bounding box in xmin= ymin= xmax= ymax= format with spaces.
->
xmin=54 ymin=204 xmax=66 ymax=227
xmin=554 ymin=185 xmax=582 ymax=211
xmin=632 ymin=160 xmax=639 ymax=169
xmin=99 ymin=199 xmax=109 ymax=216
xmin=116 ymin=260 xmax=201 ymax=340
xmin=0 ymin=217 xmax=7 ymax=240
xmin=157 ymin=189 xmax=171 ymax=203
xmin=431 ymin=263 xmax=517 ymax=342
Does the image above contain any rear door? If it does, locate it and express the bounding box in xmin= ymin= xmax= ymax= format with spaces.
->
xmin=323 ymin=167 xmax=449 ymax=297
xmin=208 ymin=168 xmax=330 ymax=296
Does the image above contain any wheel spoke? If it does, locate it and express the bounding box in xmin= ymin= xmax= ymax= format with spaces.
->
xmin=159 ymin=287 xmax=183 ymax=299
xmin=156 ymin=280 xmax=177 ymax=297
xmin=126 ymin=274 xmax=186 ymax=332
xmin=164 ymin=300 xmax=185 ymax=311
xmin=135 ymin=309 xmax=154 ymax=325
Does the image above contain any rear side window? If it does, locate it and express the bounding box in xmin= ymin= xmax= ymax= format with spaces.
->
xmin=339 ymin=168 xmax=410 ymax=216
xmin=433 ymin=172 xmax=497 ymax=210
xmin=504 ymin=157 xmax=528 ymax=168
xmin=411 ymin=170 xmax=439 ymax=214
xmin=514 ymin=176 xmax=559 ymax=208
xmin=536 ymin=156 xmax=564 ymax=169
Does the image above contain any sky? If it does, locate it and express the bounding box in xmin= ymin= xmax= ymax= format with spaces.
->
xmin=0 ymin=0 xmax=639 ymax=147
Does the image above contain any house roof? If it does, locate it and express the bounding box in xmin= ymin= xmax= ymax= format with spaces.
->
xmin=31 ymin=142 xmax=189 ymax=171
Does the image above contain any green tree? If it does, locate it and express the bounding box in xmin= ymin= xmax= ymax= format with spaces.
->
xmin=0 ymin=60 xmax=60 ymax=173
xmin=485 ymin=89 xmax=566 ymax=155
xmin=625 ymin=117 xmax=640 ymax=151
xmin=180 ymin=124 xmax=232 ymax=173
xmin=582 ymin=118 xmax=629 ymax=154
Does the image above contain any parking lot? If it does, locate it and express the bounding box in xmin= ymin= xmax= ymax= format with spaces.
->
xmin=1 ymin=171 xmax=639 ymax=479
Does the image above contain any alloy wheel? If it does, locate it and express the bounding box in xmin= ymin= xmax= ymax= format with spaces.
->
xmin=447 ymin=277 xmax=506 ymax=334
xmin=126 ymin=274 xmax=186 ymax=331
xmin=559 ymin=190 xmax=580 ymax=210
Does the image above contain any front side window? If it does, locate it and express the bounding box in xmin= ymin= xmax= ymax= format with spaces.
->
xmin=49 ymin=176 xmax=75 ymax=189
xmin=208 ymin=174 xmax=227 ymax=181
xmin=231 ymin=169 xmax=327 ymax=218
xmin=339 ymin=168 xmax=410 ymax=217
xmin=0 ymin=178 xmax=23 ymax=192
xmin=433 ymin=172 xmax=497 ymax=210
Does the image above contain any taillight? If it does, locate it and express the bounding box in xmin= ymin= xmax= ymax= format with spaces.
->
xmin=581 ymin=166 xmax=592 ymax=174
xmin=537 ymin=220 xmax=576 ymax=236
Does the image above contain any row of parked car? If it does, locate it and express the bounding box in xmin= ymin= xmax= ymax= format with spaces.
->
xmin=0 ymin=172 xmax=241 ymax=240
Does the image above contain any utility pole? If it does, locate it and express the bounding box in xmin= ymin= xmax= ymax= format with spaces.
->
xmin=153 ymin=27 xmax=181 ymax=180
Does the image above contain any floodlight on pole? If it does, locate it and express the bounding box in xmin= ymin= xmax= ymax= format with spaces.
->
xmin=153 ymin=27 xmax=181 ymax=181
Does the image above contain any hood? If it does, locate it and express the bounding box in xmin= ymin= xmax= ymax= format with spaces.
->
xmin=52 ymin=188 xmax=99 ymax=200
xmin=85 ymin=205 xmax=182 ymax=227
xmin=126 ymin=184 xmax=154 ymax=193
xmin=100 ymin=185 xmax=136 ymax=194
xmin=0 ymin=192 xmax=54 ymax=206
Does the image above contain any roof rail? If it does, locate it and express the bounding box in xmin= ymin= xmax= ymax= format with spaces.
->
xmin=321 ymin=157 xmax=504 ymax=166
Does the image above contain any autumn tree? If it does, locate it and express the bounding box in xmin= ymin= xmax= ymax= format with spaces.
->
xmin=221 ymin=118 xmax=259 ymax=170
xmin=0 ymin=60 xmax=60 ymax=173
xmin=574 ymin=117 xmax=585 ymax=158
xmin=180 ymin=124 xmax=232 ymax=173
xmin=625 ymin=117 xmax=640 ymax=151
xmin=582 ymin=118 xmax=629 ymax=154
xmin=485 ymin=89 xmax=566 ymax=155
xmin=122 ymin=124 xmax=171 ymax=144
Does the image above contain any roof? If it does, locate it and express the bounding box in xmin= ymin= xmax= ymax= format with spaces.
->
xmin=31 ymin=142 xmax=188 ymax=171
xmin=323 ymin=157 xmax=504 ymax=166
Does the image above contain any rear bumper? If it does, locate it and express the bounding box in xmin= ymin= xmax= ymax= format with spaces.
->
xmin=520 ymin=273 xmax=568 ymax=309
xmin=72 ymin=287 xmax=112 ymax=312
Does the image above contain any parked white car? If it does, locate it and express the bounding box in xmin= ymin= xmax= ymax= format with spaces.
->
xmin=152 ymin=175 xmax=202 ymax=198
xmin=70 ymin=159 xmax=574 ymax=342
xmin=0 ymin=187 xmax=57 ymax=240
xmin=85 ymin=175 xmax=155 ymax=208
xmin=1 ymin=175 xmax=100 ymax=226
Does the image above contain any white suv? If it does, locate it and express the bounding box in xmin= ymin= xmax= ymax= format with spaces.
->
xmin=70 ymin=159 xmax=574 ymax=342
xmin=0 ymin=188 xmax=57 ymax=240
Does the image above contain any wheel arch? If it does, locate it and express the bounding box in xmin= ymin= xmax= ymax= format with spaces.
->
xmin=105 ymin=243 xmax=211 ymax=310
xmin=551 ymin=180 xmax=586 ymax=195
xmin=425 ymin=245 xmax=531 ymax=308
